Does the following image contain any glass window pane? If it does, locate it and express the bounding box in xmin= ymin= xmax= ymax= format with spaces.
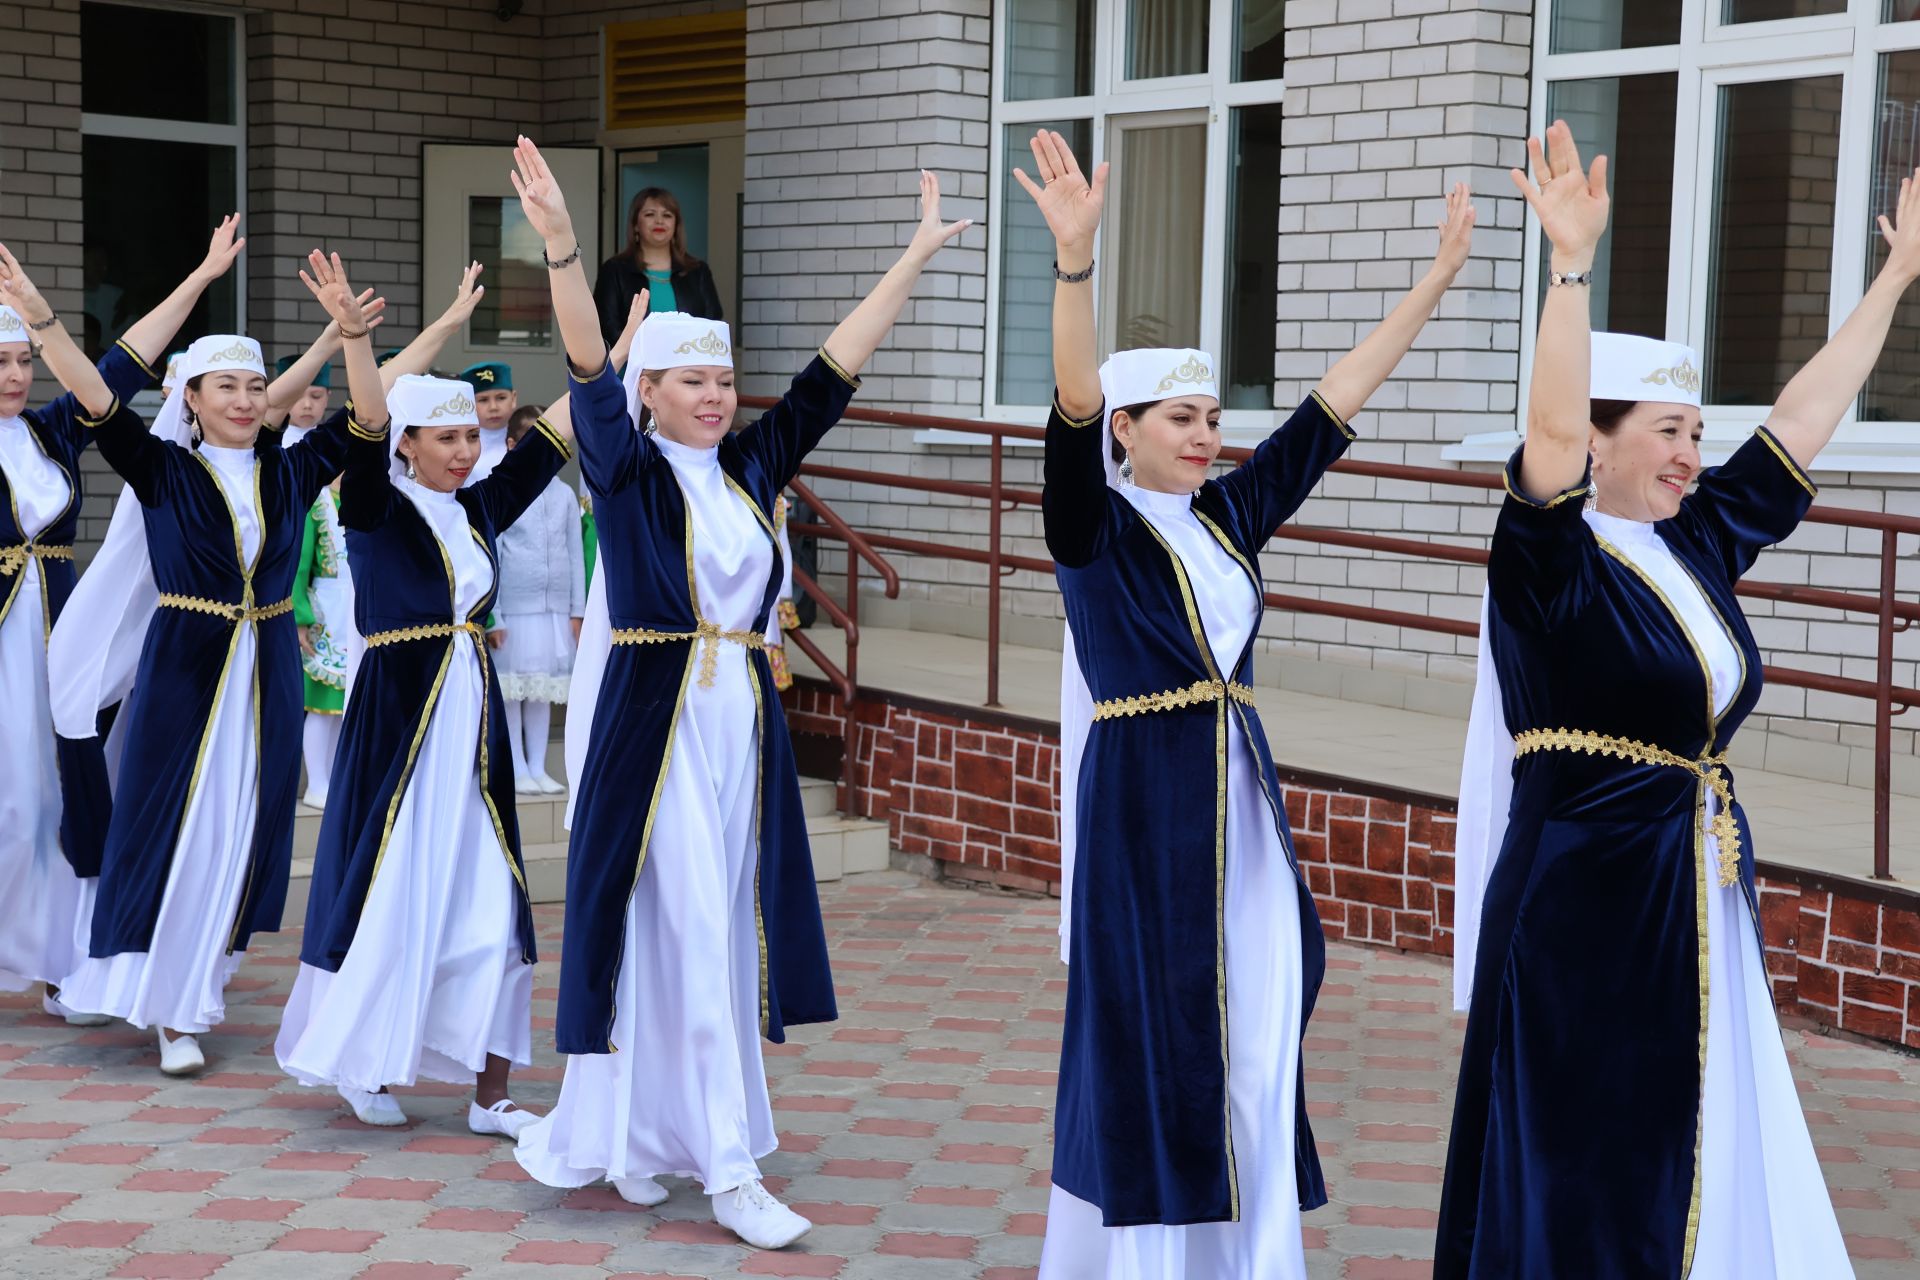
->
xmin=1223 ymin=104 xmax=1283 ymax=409
xmin=81 ymin=3 xmax=234 ymax=125
xmin=1888 ymin=1 xmax=1920 ymax=22
xmin=1550 ymin=0 xmax=1680 ymax=53
xmin=1540 ymin=75 xmax=1676 ymax=338
xmin=1006 ymin=0 xmax=1094 ymax=100
xmin=1112 ymin=121 xmax=1207 ymax=350
xmin=1127 ymin=0 xmax=1208 ymax=80
xmin=1235 ymin=0 xmax=1285 ymax=84
xmin=996 ymin=120 xmax=1093 ymax=406
xmin=468 ymin=199 xmax=554 ymax=348
xmin=81 ymin=137 xmax=235 ymax=358
xmin=1864 ymin=52 xmax=1920 ymax=420
xmin=1722 ymin=0 xmax=1844 ymax=21
xmin=1705 ymin=76 xmax=1843 ymax=407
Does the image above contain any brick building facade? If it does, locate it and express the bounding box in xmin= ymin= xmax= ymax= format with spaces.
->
xmin=6 ymin=0 xmax=1920 ymax=771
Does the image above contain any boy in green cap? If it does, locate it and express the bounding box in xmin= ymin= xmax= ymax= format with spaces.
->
xmin=459 ymin=360 xmax=515 ymax=482
xmin=273 ymin=352 xmax=333 ymax=446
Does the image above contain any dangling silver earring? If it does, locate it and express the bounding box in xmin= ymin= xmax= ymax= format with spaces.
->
xmin=406 ymin=459 xmax=417 ymax=480
xmin=187 ymin=410 xmax=202 ymax=448
xmin=1583 ymin=479 xmax=1598 ymax=514
xmin=1118 ymin=453 xmax=1134 ymax=487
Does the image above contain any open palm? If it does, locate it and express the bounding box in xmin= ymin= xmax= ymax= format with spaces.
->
xmin=510 ymin=136 xmax=573 ymax=244
xmin=1013 ymin=130 xmax=1107 ymax=249
xmin=298 ymin=251 xmax=366 ymax=330
xmin=1510 ymin=120 xmax=1610 ymax=259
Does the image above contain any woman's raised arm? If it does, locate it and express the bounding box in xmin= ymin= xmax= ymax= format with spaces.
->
xmin=1013 ymin=130 xmax=1105 ymax=421
xmin=512 ymin=136 xmax=607 ymax=376
xmin=818 ymin=169 xmax=970 ymax=381
xmin=117 ymin=214 xmax=246 ymax=371
xmin=378 ymin=263 xmax=485 ymax=392
xmin=0 ymin=242 xmax=113 ymax=418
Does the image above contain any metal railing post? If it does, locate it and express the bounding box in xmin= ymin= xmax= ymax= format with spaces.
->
xmin=1876 ymin=528 xmax=1895 ymax=881
xmin=987 ymin=435 xmax=1003 ymax=708
xmin=843 ymin=543 xmax=861 ymax=817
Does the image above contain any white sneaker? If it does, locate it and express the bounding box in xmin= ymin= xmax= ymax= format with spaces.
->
xmin=338 ymin=1085 xmax=408 ymax=1127
xmin=157 ymin=1028 xmax=204 ymax=1076
xmin=468 ymin=1099 xmax=537 ymax=1139
xmin=301 ymin=789 xmax=327 ymax=810
xmin=613 ymin=1175 xmax=670 ymax=1207
xmin=43 ymin=992 xmax=110 ymax=1027
xmin=711 ymin=1179 xmax=811 ymax=1249
xmin=532 ymin=771 xmax=564 ymax=795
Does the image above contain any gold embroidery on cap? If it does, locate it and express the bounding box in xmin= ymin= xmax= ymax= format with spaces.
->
xmin=1642 ymin=355 xmax=1701 ymax=396
xmin=425 ymin=390 xmax=476 ymax=420
xmin=202 ymin=340 xmax=260 ymax=367
xmin=0 ymin=312 xmax=22 ymax=335
xmin=674 ymin=330 xmax=731 ymax=358
xmin=473 ymin=368 xmax=496 ymax=383
xmin=1155 ymin=355 xmax=1215 ymax=395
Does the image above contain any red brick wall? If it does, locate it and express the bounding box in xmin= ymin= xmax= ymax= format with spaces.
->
xmin=784 ymin=678 xmax=1920 ymax=1051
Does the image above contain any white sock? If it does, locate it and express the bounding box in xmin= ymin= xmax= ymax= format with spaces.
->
xmin=521 ymin=700 xmax=552 ymax=777
xmin=301 ymin=713 xmax=339 ymax=796
xmin=505 ymin=698 xmax=532 ymax=780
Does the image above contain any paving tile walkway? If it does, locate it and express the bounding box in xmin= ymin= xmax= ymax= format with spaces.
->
xmin=2 ymin=870 xmax=1916 ymax=1279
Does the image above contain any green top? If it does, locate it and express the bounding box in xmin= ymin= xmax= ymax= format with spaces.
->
xmin=645 ymin=268 xmax=677 ymax=316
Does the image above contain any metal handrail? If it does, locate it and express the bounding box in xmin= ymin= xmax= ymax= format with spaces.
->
xmin=761 ymin=396 xmax=1919 ymax=881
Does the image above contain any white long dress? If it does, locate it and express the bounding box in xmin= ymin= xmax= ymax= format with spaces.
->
xmin=517 ymin=432 xmax=776 ymax=1195
xmin=275 ymin=479 xmax=533 ymax=1090
xmin=1582 ymin=512 xmax=1851 ymax=1279
xmin=59 ymin=443 xmax=262 ymax=1032
xmin=1039 ymin=483 xmax=1309 ymax=1280
xmin=0 ymin=417 xmax=87 ymax=993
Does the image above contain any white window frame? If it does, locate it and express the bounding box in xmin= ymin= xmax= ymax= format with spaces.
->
xmin=79 ymin=0 xmax=248 ymax=358
xmin=1452 ymin=0 xmax=1920 ymax=472
xmin=974 ymin=0 xmax=1288 ymax=446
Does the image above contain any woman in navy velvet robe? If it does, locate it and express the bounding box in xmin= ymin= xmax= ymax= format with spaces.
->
xmin=0 ymin=230 xmax=243 ymax=1022
xmin=274 ymin=254 xmax=570 ymax=1135
xmin=504 ymin=136 xmax=967 ymax=1251
xmin=1434 ymin=121 xmax=1920 ymax=1279
xmin=1016 ymin=130 xmax=1473 ymax=1277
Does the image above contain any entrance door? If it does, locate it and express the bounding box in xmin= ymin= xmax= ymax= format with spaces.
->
xmin=422 ymin=142 xmax=601 ymax=406
xmin=611 ymin=132 xmax=745 ymax=322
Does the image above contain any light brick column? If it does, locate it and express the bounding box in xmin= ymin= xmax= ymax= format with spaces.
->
xmin=1262 ymin=0 xmax=1532 ymax=702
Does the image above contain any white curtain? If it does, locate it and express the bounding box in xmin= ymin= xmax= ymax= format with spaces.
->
xmin=1114 ymin=123 xmax=1207 ymax=352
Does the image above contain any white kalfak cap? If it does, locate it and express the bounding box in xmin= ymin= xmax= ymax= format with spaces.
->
xmin=1591 ymin=331 xmax=1702 ymax=408
xmin=1092 ymin=347 xmax=1218 ymax=488
xmin=386 ymin=374 xmax=479 ymax=476
xmin=622 ymin=311 xmax=734 ymax=426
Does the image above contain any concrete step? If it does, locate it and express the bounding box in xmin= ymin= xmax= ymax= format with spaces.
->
xmin=286 ymin=738 xmax=883 ymax=921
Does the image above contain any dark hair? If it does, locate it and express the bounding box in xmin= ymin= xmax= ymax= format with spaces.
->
xmin=1589 ymin=398 xmax=1638 ymax=434
xmin=625 ymin=187 xmax=701 ymax=272
xmin=1108 ymin=399 xmax=1159 ymax=465
xmin=506 ymin=403 xmax=544 ymax=442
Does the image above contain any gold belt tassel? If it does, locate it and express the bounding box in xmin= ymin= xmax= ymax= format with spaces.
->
xmin=1512 ymin=727 xmax=1743 ymax=886
xmin=610 ymin=619 xmax=764 ymax=689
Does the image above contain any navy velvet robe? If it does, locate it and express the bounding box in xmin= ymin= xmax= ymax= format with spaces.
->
xmin=1045 ymin=391 xmax=1353 ymax=1226
xmin=3 ymin=341 xmax=152 ymax=876
xmin=555 ymin=354 xmax=851 ymax=1056
xmin=83 ymin=401 xmax=351 ymax=957
xmin=297 ymin=416 xmax=572 ymax=972
xmin=1434 ymin=428 xmax=1817 ymax=1278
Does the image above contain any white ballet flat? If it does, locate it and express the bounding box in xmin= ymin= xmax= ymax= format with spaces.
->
xmin=301 ymin=789 xmax=328 ymax=810
xmin=613 ymin=1175 xmax=670 ymax=1207
xmin=712 ymin=1178 xmax=811 ymax=1250
xmin=532 ymin=772 xmax=564 ymax=795
xmin=337 ymin=1085 xmax=408 ymax=1127
xmin=43 ymin=992 xmax=110 ymax=1027
xmin=157 ymin=1028 xmax=204 ymax=1076
xmin=513 ymin=777 xmax=541 ymax=795
xmin=468 ymin=1099 xmax=537 ymax=1139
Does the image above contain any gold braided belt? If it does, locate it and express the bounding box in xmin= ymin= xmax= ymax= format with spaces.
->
xmin=611 ymin=620 xmax=764 ymax=689
xmin=1090 ymin=678 xmax=1257 ymax=722
xmin=157 ymin=593 xmax=294 ymax=623
xmin=1512 ymin=727 xmax=1743 ymax=887
xmin=0 ymin=543 xmax=74 ymax=576
xmin=363 ymin=620 xmax=486 ymax=649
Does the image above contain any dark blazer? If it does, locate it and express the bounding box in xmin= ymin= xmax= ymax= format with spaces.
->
xmin=593 ymin=253 xmax=724 ymax=347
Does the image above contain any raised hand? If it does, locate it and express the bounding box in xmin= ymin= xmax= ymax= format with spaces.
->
xmin=613 ymin=288 xmax=650 ymax=364
xmin=433 ymin=261 xmax=486 ymax=333
xmin=1012 ymin=130 xmax=1108 ymax=252
xmin=194 ymin=214 xmax=246 ymax=284
xmin=0 ymin=242 xmax=53 ymax=322
xmin=298 ymin=251 xmax=372 ymax=333
xmin=510 ymin=136 xmax=574 ymax=246
xmin=1431 ymin=182 xmax=1477 ymax=280
xmin=904 ymin=170 xmax=972 ymax=265
xmin=1879 ymin=168 xmax=1920 ymax=285
xmin=1510 ymin=120 xmax=1609 ymax=264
